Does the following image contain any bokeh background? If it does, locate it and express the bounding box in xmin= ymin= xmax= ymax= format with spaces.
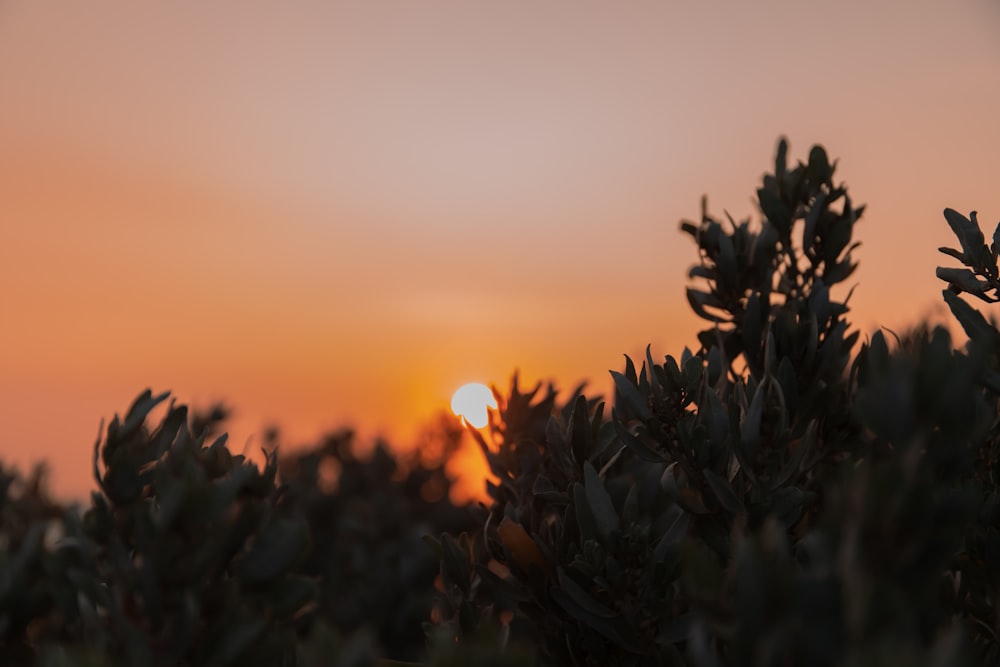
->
xmin=2 ymin=1 xmax=998 ymax=501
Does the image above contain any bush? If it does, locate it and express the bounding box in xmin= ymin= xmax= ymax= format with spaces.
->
xmin=4 ymin=138 xmax=1000 ymax=665
xmin=277 ymin=418 xmax=478 ymax=661
xmin=434 ymin=139 xmax=1000 ymax=666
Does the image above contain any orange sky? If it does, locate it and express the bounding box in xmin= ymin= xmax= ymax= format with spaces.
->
xmin=2 ymin=2 xmax=999 ymax=502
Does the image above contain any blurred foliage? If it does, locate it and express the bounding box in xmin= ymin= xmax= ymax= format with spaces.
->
xmin=277 ymin=416 xmax=478 ymax=661
xmin=5 ymin=138 xmax=1000 ymax=665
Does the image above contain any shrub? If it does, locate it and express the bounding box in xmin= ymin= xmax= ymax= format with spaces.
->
xmin=277 ymin=416 xmax=478 ymax=661
xmin=5 ymin=138 xmax=1000 ymax=665
xmin=435 ymin=140 xmax=1000 ymax=666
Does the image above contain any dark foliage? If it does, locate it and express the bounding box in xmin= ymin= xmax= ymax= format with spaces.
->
xmin=4 ymin=139 xmax=1000 ymax=665
xmin=277 ymin=418 xmax=478 ymax=660
xmin=434 ymin=140 xmax=1000 ymax=666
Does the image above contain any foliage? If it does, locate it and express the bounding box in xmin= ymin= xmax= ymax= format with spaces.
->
xmin=277 ymin=417 xmax=478 ymax=661
xmin=434 ymin=140 xmax=1000 ymax=666
xmin=0 ymin=395 xmax=478 ymax=665
xmin=5 ymin=139 xmax=1000 ymax=665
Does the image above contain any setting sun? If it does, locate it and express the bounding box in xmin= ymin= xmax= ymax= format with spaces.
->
xmin=450 ymin=383 xmax=497 ymax=428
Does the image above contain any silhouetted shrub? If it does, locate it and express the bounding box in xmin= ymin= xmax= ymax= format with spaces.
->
xmin=6 ymin=138 xmax=1000 ymax=665
xmin=277 ymin=416 xmax=478 ymax=661
xmin=434 ymin=140 xmax=1000 ymax=666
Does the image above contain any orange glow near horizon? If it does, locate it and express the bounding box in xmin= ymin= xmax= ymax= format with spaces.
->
xmin=1 ymin=3 xmax=998 ymax=502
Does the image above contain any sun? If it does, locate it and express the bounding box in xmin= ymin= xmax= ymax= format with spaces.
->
xmin=450 ymin=382 xmax=497 ymax=428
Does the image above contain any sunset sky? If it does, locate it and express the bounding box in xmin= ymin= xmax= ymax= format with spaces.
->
xmin=2 ymin=2 xmax=999 ymax=501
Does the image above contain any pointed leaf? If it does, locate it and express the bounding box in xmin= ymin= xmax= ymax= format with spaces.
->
xmin=703 ymin=469 xmax=744 ymax=515
xmin=556 ymin=567 xmax=617 ymax=618
xmin=610 ymin=370 xmax=650 ymax=419
xmin=686 ymin=288 xmax=730 ymax=323
xmin=759 ymin=187 xmax=791 ymax=236
xmin=937 ymin=267 xmax=990 ymax=294
xmin=584 ymin=462 xmax=618 ymax=541
xmin=943 ymin=289 xmax=1000 ymax=346
xmin=944 ymin=208 xmax=986 ymax=265
xmin=568 ymin=394 xmax=592 ymax=466
xmin=938 ymin=246 xmax=968 ymax=265
xmin=740 ymin=378 xmax=767 ymax=460
xmin=612 ymin=411 xmax=666 ymax=462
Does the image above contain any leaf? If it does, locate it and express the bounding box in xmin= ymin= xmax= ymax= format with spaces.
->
xmin=807 ymin=144 xmax=832 ymax=185
xmin=938 ymin=246 xmax=968 ymax=265
xmin=584 ymin=462 xmax=619 ymax=541
xmin=936 ymin=267 xmax=989 ymax=294
xmin=943 ymin=289 xmax=1000 ymax=346
xmin=610 ymin=370 xmax=650 ymax=419
xmin=686 ymin=288 xmax=730 ymax=323
xmin=742 ymin=293 xmax=763 ymax=367
xmin=707 ymin=345 xmax=723 ymax=386
xmin=753 ymin=222 xmax=780 ymax=269
xmin=943 ymin=208 xmax=987 ymax=266
xmin=776 ymin=356 xmax=798 ymax=419
xmin=556 ymin=567 xmax=617 ymax=618
xmin=624 ymin=354 xmax=638 ymax=385
xmin=568 ymin=394 xmax=592 ymax=466
xmin=703 ymin=469 xmax=744 ymax=515
xmin=664 ymin=355 xmax=683 ymax=392
xmin=122 ymin=389 xmax=171 ymax=435
xmin=646 ymin=344 xmax=662 ymax=402
xmin=683 ymin=354 xmax=704 ymax=390
xmin=497 ymin=518 xmax=546 ymax=573
xmin=775 ymin=137 xmax=788 ymax=184
xmin=688 ymin=265 xmax=715 ymax=280
xmin=758 ymin=187 xmax=791 ymax=236
xmin=773 ymin=420 xmax=817 ymax=489
xmin=740 ymin=378 xmax=767 ymax=461
xmin=764 ymin=328 xmax=777 ymax=377
xmin=612 ymin=412 xmax=666 ymax=462
xmin=531 ymin=475 xmax=565 ymax=505
xmin=717 ymin=232 xmax=738 ymax=291
xmin=550 ymin=585 xmax=640 ymax=652
xmin=150 ymin=403 xmax=188 ymax=459
xmin=700 ymin=389 xmax=729 ymax=447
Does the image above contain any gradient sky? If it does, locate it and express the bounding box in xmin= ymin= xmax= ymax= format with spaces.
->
xmin=2 ymin=2 xmax=998 ymax=501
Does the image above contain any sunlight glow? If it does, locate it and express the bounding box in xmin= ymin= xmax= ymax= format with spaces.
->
xmin=450 ymin=383 xmax=497 ymax=428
